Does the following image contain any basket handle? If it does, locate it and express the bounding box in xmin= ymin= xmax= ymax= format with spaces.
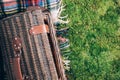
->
xmin=12 ymin=37 xmax=23 ymax=80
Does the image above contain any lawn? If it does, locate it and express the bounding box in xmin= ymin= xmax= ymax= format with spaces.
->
xmin=62 ymin=0 xmax=120 ymax=80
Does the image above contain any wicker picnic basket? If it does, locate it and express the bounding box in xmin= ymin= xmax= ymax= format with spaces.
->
xmin=0 ymin=6 xmax=66 ymax=80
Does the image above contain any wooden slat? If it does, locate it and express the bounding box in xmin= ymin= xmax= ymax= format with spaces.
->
xmin=1 ymin=20 xmax=14 ymax=80
xmin=36 ymin=9 xmax=58 ymax=80
xmin=46 ymin=13 xmax=67 ymax=80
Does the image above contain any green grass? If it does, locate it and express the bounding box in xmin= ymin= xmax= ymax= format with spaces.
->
xmin=62 ymin=0 xmax=120 ymax=80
